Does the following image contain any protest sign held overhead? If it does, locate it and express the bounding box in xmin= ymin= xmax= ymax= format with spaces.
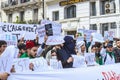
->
xmin=77 ymin=29 xmax=96 ymax=42
xmin=0 ymin=22 xmax=37 ymax=40
xmin=104 ymin=31 xmax=115 ymax=41
xmin=37 ymin=20 xmax=62 ymax=44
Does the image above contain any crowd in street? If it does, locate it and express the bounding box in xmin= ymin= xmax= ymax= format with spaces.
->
xmin=0 ymin=33 xmax=120 ymax=80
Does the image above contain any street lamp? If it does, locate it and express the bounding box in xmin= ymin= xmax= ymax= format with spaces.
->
xmin=42 ymin=0 xmax=44 ymax=19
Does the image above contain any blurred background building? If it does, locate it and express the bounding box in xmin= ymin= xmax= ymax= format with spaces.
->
xmin=0 ymin=0 xmax=120 ymax=38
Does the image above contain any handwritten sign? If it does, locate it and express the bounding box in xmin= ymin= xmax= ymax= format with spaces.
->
xmin=30 ymin=57 xmax=49 ymax=71
xmin=77 ymin=29 xmax=96 ymax=42
xmin=104 ymin=31 xmax=115 ymax=41
xmin=13 ymin=58 xmax=30 ymax=72
xmin=37 ymin=20 xmax=62 ymax=44
xmin=50 ymin=59 xmax=63 ymax=69
xmin=0 ymin=22 xmax=37 ymax=40
xmin=85 ymin=53 xmax=96 ymax=66
xmin=72 ymin=55 xmax=87 ymax=68
xmin=0 ymin=57 xmax=13 ymax=73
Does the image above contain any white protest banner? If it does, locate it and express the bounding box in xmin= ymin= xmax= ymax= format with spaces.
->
xmin=8 ymin=63 xmax=120 ymax=80
xmin=104 ymin=31 xmax=115 ymax=41
xmin=85 ymin=53 xmax=97 ymax=66
xmin=50 ymin=59 xmax=63 ymax=69
xmin=0 ymin=33 xmax=17 ymax=46
xmin=0 ymin=22 xmax=37 ymax=40
xmin=0 ymin=57 xmax=13 ymax=73
xmin=72 ymin=55 xmax=87 ymax=68
xmin=30 ymin=57 xmax=49 ymax=71
xmin=13 ymin=58 xmax=30 ymax=72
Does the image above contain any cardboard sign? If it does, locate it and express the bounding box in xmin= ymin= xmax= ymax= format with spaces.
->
xmin=72 ymin=55 xmax=87 ymax=68
xmin=30 ymin=57 xmax=49 ymax=71
xmin=0 ymin=57 xmax=13 ymax=73
xmin=13 ymin=58 xmax=30 ymax=72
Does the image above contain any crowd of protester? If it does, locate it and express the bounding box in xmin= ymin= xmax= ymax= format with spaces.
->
xmin=0 ymin=33 xmax=120 ymax=80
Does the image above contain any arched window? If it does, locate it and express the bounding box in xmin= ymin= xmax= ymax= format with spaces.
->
xmin=64 ymin=5 xmax=76 ymax=19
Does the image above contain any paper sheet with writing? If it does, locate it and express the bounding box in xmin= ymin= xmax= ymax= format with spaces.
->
xmin=85 ymin=53 xmax=97 ymax=66
xmin=30 ymin=57 xmax=49 ymax=71
xmin=50 ymin=59 xmax=63 ymax=69
xmin=72 ymin=55 xmax=87 ymax=68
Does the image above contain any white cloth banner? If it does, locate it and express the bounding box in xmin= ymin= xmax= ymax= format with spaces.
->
xmin=0 ymin=22 xmax=37 ymax=40
xmin=8 ymin=63 xmax=120 ymax=80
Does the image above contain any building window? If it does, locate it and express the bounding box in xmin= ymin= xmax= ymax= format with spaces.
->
xmin=52 ymin=11 xmax=59 ymax=21
xmin=90 ymin=24 xmax=97 ymax=30
xmin=20 ymin=11 xmax=24 ymax=22
xmin=64 ymin=5 xmax=76 ymax=19
xmin=8 ymin=14 xmax=12 ymax=23
xmin=33 ymin=8 xmax=38 ymax=22
xmin=110 ymin=22 xmax=116 ymax=29
xmin=90 ymin=2 xmax=96 ymax=16
xmin=100 ymin=0 xmax=116 ymax=15
xmin=101 ymin=23 xmax=109 ymax=36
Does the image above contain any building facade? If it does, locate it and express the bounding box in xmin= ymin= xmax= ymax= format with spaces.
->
xmin=0 ymin=0 xmax=44 ymax=23
xmin=0 ymin=0 xmax=120 ymax=38
xmin=46 ymin=0 xmax=120 ymax=38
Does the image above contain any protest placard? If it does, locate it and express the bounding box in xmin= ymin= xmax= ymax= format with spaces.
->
xmin=104 ymin=31 xmax=115 ymax=41
xmin=0 ymin=22 xmax=37 ymax=40
xmin=85 ymin=53 xmax=96 ymax=66
xmin=0 ymin=57 xmax=13 ymax=73
xmin=50 ymin=59 xmax=63 ymax=69
xmin=0 ymin=33 xmax=17 ymax=46
xmin=13 ymin=58 xmax=30 ymax=72
xmin=37 ymin=20 xmax=62 ymax=44
xmin=30 ymin=57 xmax=49 ymax=71
xmin=72 ymin=55 xmax=87 ymax=68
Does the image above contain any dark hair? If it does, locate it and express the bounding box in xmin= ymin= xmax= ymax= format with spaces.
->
xmin=91 ymin=45 xmax=96 ymax=49
xmin=95 ymin=42 xmax=102 ymax=48
xmin=51 ymin=49 xmax=56 ymax=54
xmin=18 ymin=43 xmax=26 ymax=50
xmin=0 ymin=40 xmax=7 ymax=47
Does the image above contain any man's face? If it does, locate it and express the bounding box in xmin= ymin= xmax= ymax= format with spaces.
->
xmin=30 ymin=47 xmax=38 ymax=58
xmin=0 ymin=44 xmax=7 ymax=53
xmin=106 ymin=46 xmax=113 ymax=52
xmin=117 ymin=41 xmax=120 ymax=48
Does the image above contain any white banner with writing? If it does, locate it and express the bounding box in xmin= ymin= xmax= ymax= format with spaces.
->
xmin=8 ymin=63 xmax=120 ymax=80
xmin=0 ymin=22 xmax=37 ymax=40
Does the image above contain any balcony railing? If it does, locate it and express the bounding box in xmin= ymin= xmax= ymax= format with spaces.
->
xmin=1 ymin=0 xmax=40 ymax=8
